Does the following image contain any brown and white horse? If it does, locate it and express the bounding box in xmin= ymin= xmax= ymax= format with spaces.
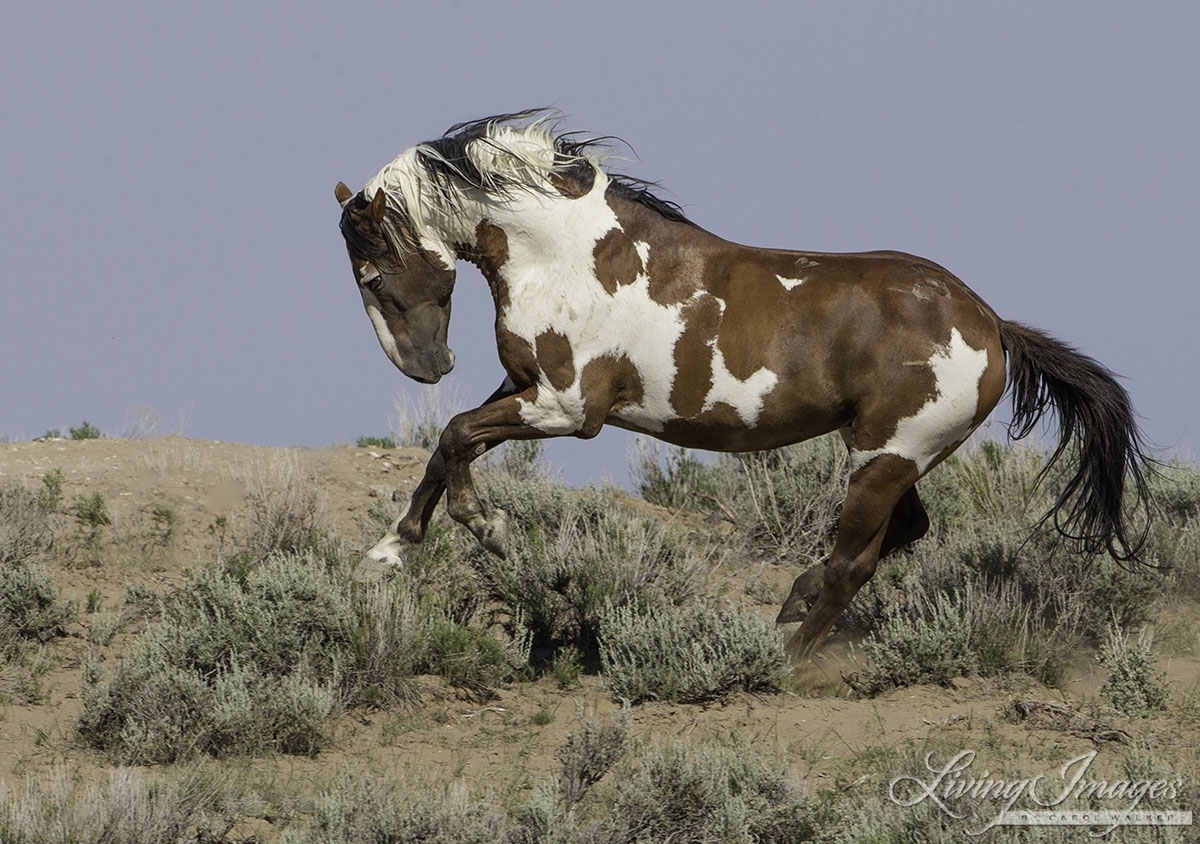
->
xmin=335 ymin=110 xmax=1150 ymax=656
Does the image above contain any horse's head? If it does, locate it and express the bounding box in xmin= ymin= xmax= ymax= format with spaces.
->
xmin=335 ymin=182 xmax=456 ymax=384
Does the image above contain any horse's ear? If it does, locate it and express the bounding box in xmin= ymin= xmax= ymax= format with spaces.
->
xmin=366 ymin=188 xmax=388 ymax=222
xmin=335 ymin=181 xmax=353 ymax=206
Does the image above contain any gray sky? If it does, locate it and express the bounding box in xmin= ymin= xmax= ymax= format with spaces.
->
xmin=3 ymin=2 xmax=1196 ymax=486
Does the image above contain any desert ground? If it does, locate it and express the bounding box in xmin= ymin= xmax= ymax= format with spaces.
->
xmin=1 ymin=435 xmax=1197 ymax=841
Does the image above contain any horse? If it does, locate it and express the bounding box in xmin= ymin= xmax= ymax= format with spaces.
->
xmin=334 ymin=109 xmax=1150 ymax=657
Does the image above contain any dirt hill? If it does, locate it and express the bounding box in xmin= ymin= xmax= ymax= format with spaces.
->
xmin=1 ymin=436 xmax=1197 ymax=840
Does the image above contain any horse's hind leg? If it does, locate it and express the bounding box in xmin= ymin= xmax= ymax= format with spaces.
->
xmin=880 ymin=484 xmax=930 ymax=555
xmin=783 ymin=453 xmax=920 ymax=657
xmin=777 ymin=484 xmax=929 ymax=624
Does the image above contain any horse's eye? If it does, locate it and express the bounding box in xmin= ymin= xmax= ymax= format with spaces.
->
xmin=364 ymin=274 xmax=384 ymax=293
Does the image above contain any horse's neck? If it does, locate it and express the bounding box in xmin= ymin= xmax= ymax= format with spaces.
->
xmin=465 ymin=180 xmax=616 ymax=304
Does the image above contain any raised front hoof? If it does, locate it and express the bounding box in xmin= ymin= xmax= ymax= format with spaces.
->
xmin=478 ymin=509 xmax=509 ymax=558
xmin=354 ymin=555 xmax=402 ymax=583
xmin=358 ymin=532 xmax=406 ymax=581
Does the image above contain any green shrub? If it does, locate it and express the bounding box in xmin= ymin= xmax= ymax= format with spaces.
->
xmin=917 ymin=442 xmax=1167 ymax=643
xmin=633 ymin=442 xmax=722 ymax=510
xmin=77 ymin=553 xmax=349 ymax=762
xmin=71 ymin=492 xmax=111 ymax=530
xmin=1145 ymin=459 xmax=1200 ymax=600
xmin=846 ymin=591 xmax=978 ymax=696
xmin=846 ymin=573 xmax=1080 ymax=695
xmin=1156 ymin=524 xmax=1200 ymax=601
xmin=0 ymin=767 xmax=245 ymax=844
xmin=555 ymin=708 xmax=630 ymax=809
xmin=285 ymin=771 xmax=506 ymax=844
xmin=0 ymin=628 xmax=56 ymax=704
xmin=425 ymin=616 xmax=530 ymax=695
xmin=347 ymin=580 xmax=429 ymax=708
xmin=1146 ymin=457 xmax=1200 ymax=524
xmin=282 ymin=735 xmax=820 ymax=844
xmin=473 ymin=474 xmax=702 ymax=658
xmin=0 ymin=472 xmax=62 ymax=566
xmin=355 ymin=434 xmax=396 ymax=449
xmin=959 ymin=580 xmax=1071 ymax=687
xmin=1098 ymin=625 xmax=1169 ymax=717
xmin=0 ymin=564 xmax=75 ymax=643
xmin=68 ymin=420 xmax=102 ymax=440
xmin=378 ymin=519 xmax=484 ymax=626
xmin=607 ymin=738 xmax=821 ymax=844
xmin=550 ymin=645 xmax=584 ymax=688
xmin=599 ymin=602 xmax=789 ymax=704
xmin=77 ymin=550 xmax=541 ymax=761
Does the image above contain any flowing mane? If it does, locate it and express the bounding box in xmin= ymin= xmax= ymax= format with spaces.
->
xmin=348 ymin=109 xmax=693 ymax=253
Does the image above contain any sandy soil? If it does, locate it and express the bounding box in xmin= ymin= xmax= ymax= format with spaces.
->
xmin=2 ymin=436 xmax=1197 ymax=832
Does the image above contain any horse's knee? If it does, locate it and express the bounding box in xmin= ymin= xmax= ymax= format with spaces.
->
xmin=875 ymin=484 xmax=930 ymax=557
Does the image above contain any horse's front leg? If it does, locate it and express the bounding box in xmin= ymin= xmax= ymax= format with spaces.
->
xmin=436 ymin=389 xmax=555 ymax=557
xmin=365 ymin=381 xmax=516 ymax=567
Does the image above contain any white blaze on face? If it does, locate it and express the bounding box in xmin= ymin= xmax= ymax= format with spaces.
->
xmin=365 ymin=302 xmax=406 ymax=372
xmin=850 ymin=328 xmax=989 ymax=474
xmin=777 ymin=275 xmax=805 ymax=291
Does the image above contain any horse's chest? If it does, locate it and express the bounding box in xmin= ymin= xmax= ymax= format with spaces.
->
xmin=498 ymin=265 xmax=783 ymax=436
xmin=500 ymin=272 xmax=686 ymax=387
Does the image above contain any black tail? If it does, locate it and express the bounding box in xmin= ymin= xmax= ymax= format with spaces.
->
xmin=1000 ymin=321 xmax=1151 ymax=562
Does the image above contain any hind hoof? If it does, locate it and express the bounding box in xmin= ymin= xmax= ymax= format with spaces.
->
xmin=776 ymin=601 xmax=807 ymax=625
xmin=777 ymin=565 xmax=824 ymax=623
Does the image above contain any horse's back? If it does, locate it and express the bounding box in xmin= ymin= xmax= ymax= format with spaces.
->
xmin=648 ymin=244 xmax=1008 ymax=459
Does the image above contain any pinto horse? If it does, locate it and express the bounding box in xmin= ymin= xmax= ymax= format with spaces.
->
xmin=335 ymin=110 xmax=1149 ymax=656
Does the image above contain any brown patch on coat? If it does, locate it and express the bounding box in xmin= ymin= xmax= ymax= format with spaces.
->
xmin=470 ymin=219 xmax=511 ymax=303
xmin=669 ymin=296 xmax=722 ymax=418
xmin=578 ymin=353 xmax=644 ymax=437
xmin=535 ymin=330 xmax=576 ymax=392
xmin=605 ymin=196 xmax=702 ymax=307
xmin=646 ymin=247 xmax=709 ymax=307
xmin=710 ymin=262 xmax=787 ymax=382
xmin=496 ymin=328 xmax=539 ymax=389
xmin=658 ymin=402 xmax=756 ymax=450
xmin=592 ymin=228 xmax=643 ymax=295
xmin=549 ymin=169 xmax=594 ymax=199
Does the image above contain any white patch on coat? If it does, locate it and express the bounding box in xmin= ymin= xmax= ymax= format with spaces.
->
xmin=777 ymin=275 xmax=805 ymax=291
xmin=850 ymin=328 xmax=988 ymax=474
xmin=496 ymin=179 xmax=781 ymax=434
xmin=518 ymin=382 xmax=589 ymax=434
xmin=706 ymin=347 xmax=779 ymax=425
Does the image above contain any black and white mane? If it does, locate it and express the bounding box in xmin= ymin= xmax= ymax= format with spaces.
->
xmin=340 ymin=109 xmax=693 ymax=258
